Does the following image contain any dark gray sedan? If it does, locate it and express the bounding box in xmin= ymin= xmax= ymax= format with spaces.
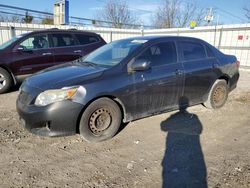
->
xmin=17 ymin=36 xmax=240 ymax=142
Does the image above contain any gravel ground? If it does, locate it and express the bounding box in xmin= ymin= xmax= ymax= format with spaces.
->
xmin=0 ymin=71 xmax=249 ymax=188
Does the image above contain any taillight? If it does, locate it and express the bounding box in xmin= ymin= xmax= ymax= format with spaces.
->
xmin=235 ymin=60 xmax=240 ymax=68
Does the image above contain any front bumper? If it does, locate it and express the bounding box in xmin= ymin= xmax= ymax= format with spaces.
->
xmin=16 ymin=99 xmax=84 ymax=137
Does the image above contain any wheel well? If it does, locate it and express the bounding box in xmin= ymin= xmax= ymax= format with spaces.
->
xmin=218 ymin=75 xmax=230 ymax=85
xmin=0 ymin=65 xmax=16 ymax=84
xmin=76 ymin=95 xmax=126 ymax=133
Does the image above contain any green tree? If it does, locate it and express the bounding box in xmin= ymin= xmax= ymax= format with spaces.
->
xmin=42 ymin=16 xmax=54 ymax=25
xmin=23 ymin=11 xmax=33 ymax=23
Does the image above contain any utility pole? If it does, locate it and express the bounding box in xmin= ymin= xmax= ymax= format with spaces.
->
xmin=204 ymin=7 xmax=214 ymax=25
xmin=216 ymin=14 xmax=220 ymax=26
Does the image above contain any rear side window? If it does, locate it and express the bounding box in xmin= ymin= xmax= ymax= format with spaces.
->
xmin=75 ymin=34 xmax=100 ymax=45
xmin=138 ymin=42 xmax=177 ymax=67
xmin=180 ymin=42 xmax=206 ymax=61
xmin=205 ymin=46 xmax=215 ymax=57
xmin=51 ymin=34 xmax=77 ymax=47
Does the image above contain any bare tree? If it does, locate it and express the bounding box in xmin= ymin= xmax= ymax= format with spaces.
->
xmin=243 ymin=5 xmax=250 ymax=21
xmin=154 ymin=0 xmax=205 ymax=28
xmin=0 ymin=15 xmax=5 ymax=22
xmin=10 ymin=15 xmax=22 ymax=23
xmin=0 ymin=14 xmax=22 ymax=23
xmin=195 ymin=8 xmax=206 ymax=26
xmin=177 ymin=3 xmax=205 ymax=27
xmin=96 ymin=0 xmax=140 ymax=28
xmin=154 ymin=0 xmax=179 ymax=28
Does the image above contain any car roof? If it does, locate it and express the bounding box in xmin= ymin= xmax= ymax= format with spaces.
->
xmin=119 ymin=35 xmax=204 ymax=42
xmin=23 ymin=28 xmax=100 ymax=36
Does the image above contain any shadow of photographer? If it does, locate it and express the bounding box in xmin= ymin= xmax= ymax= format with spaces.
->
xmin=161 ymin=97 xmax=207 ymax=188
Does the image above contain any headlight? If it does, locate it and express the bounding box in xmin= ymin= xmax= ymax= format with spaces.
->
xmin=35 ymin=87 xmax=78 ymax=106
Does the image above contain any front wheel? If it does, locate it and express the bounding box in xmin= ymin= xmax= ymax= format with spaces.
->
xmin=79 ymin=98 xmax=122 ymax=142
xmin=0 ymin=68 xmax=13 ymax=94
xmin=204 ymin=79 xmax=229 ymax=109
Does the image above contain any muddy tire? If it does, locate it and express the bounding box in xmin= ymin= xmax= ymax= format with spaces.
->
xmin=0 ymin=68 xmax=13 ymax=94
xmin=204 ymin=79 xmax=229 ymax=109
xmin=79 ymin=98 xmax=122 ymax=142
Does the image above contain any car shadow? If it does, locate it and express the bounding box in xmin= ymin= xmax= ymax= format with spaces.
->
xmin=116 ymin=122 xmax=129 ymax=136
xmin=10 ymin=83 xmax=21 ymax=93
xmin=160 ymin=97 xmax=207 ymax=188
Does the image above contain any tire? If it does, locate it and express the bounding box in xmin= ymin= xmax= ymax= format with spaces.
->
xmin=79 ymin=98 xmax=122 ymax=142
xmin=0 ymin=68 xmax=13 ymax=94
xmin=204 ymin=79 xmax=229 ymax=109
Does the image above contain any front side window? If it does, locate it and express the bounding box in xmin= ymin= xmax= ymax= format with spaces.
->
xmin=75 ymin=34 xmax=99 ymax=45
xmin=180 ymin=42 xmax=206 ymax=61
xmin=51 ymin=34 xmax=77 ymax=47
xmin=20 ymin=34 xmax=49 ymax=50
xmin=137 ymin=42 xmax=177 ymax=66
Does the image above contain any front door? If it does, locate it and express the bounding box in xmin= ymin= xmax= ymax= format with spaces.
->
xmin=12 ymin=33 xmax=54 ymax=75
xmin=128 ymin=41 xmax=184 ymax=119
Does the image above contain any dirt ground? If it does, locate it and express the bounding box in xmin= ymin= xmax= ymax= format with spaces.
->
xmin=0 ymin=71 xmax=250 ymax=188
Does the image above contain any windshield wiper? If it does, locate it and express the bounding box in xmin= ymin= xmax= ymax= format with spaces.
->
xmin=81 ymin=61 xmax=99 ymax=67
xmin=72 ymin=58 xmax=98 ymax=67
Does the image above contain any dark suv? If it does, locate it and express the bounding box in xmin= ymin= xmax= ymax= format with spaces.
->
xmin=0 ymin=29 xmax=106 ymax=93
xmin=17 ymin=36 xmax=240 ymax=142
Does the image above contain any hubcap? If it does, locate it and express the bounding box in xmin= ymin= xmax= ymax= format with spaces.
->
xmin=0 ymin=74 xmax=6 ymax=90
xmin=89 ymin=108 xmax=112 ymax=135
xmin=212 ymin=85 xmax=226 ymax=106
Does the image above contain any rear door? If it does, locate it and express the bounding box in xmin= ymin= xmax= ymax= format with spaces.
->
xmin=128 ymin=41 xmax=184 ymax=117
xmin=177 ymin=40 xmax=217 ymax=105
xmin=50 ymin=33 xmax=82 ymax=65
xmin=12 ymin=33 xmax=54 ymax=75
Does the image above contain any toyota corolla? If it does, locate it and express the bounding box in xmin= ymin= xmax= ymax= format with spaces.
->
xmin=16 ymin=36 xmax=240 ymax=142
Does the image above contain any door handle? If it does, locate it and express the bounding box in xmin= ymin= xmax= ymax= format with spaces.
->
xmin=175 ymin=69 xmax=184 ymax=75
xmin=74 ymin=50 xmax=82 ymax=53
xmin=42 ymin=52 xmax=52 ymax=56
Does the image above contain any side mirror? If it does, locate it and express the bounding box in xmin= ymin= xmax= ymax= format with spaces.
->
xmin=130 ymin=59 xmax=151 ymax=72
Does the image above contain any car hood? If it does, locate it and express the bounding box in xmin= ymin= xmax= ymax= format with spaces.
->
xmin=25 ymin=62 xmax=106 ymax=91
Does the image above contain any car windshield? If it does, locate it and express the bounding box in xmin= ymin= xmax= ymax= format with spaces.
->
xmin=82 ymin=39 xmax=147 ymax=67
xmin=0 ymin=34 xmax=24 ymax=50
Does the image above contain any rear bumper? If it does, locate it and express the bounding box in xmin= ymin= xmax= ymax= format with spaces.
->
xmin=229 ymin=72 xmax=240 ymax=92
xmin=16 ymin=100 xmax=84 ymax=137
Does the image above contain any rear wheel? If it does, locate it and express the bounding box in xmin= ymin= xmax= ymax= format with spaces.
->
xmin=79 ymin=98 xmax=122 ymax=142
xmin=0 ymin=68 xmax=13 ymax=94
xmin=204 ymin=79 xmax=229 ymax=109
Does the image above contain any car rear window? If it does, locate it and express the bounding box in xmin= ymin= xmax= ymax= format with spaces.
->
xmin=180 ymin=42 xmax=206 ymax=61
xmin=51 ymin=34 xmax=77 ymax=47
xmin=75 ymin=34 xmax=100 ymax=45
xmin=138 ymin=42 xmax=177 ymax=66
